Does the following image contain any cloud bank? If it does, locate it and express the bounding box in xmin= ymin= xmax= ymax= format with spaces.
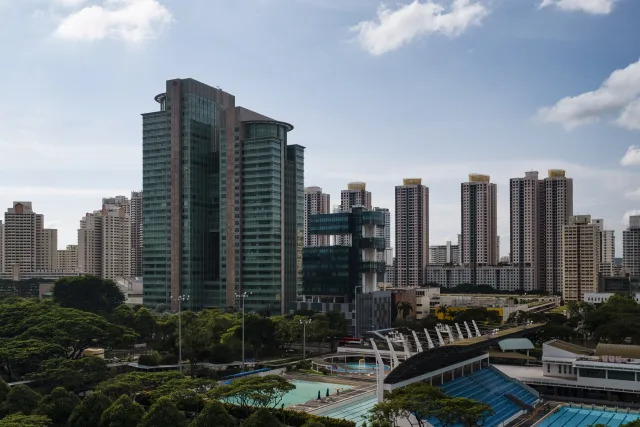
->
xmin=539 ymin=0 xmax=616 ymax=15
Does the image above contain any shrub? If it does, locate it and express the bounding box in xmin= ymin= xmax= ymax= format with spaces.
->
xmin=159 ymin=353 xmax=178 ymax=365
xmin=138 ymin=352 xmax=161 ymax=366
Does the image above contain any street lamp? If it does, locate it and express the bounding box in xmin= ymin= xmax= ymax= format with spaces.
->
xmin=235 ymin=291 xmax=251 ymax=371
xmin=171 ymin=294 xmax=190 ymax=373
xmin=300 ymin=318 xmax=312 ymax=362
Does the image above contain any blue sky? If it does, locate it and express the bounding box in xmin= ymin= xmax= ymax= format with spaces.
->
xmin=1 ymin=0 xmax=639 ymax=256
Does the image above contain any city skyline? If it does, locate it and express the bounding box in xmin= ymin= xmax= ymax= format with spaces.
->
xmin=1 ymin=0 xmax=640 ymax=255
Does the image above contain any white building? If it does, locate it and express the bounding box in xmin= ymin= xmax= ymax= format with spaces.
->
xmin=461 ymin=174 xmax=498 ymax=275
xmin=304 ymin=186 xmax=330 ymax=247
xmin=395 ymin=179 xmax=429 ymax=288
xmin=624 ymin=215 xmax=640 ymax=278
xmin=584 ymin=292 xmax=640 ymax=304
xmin=3 ymin=202 xmax=46 ymax=274
xmin=562 ymin=215 xmax=599 ymax=302
xmin=130 ymin=191 xmax=143 ymax=278
xmin=426 ymin=265 xmax=537 ymax=292
xmin=56 ymin=244 xmax=78 ymax=272
xmin=592 ymin=218 xmax=616 ymax=277
xmin=429 ymin=241 xmax=459 ymax=265
xmin=336 ymin=182 xmax=372 ymax=246
xmin=510 ymin=171 xmax=540 ymax=290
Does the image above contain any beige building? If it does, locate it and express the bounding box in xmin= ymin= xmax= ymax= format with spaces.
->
xmin=541 ymin=170 xmax=573 ymax=295
xmin=130 ymin=191 xmax=143 ymax=278
xmin=562 ymin=215 xmax=599 ymax=302
xmin=592 ymin=219 xmax=616 ymax=277
xmin=461 ymin=174 xmax=498 ymax=285
xmin=336 ymin=182 xmax=372 ymax=246
xmin=510 ymin=171 xmax=540 ymax=290
xmin=3 ymin=202 xmax=45 ymax=274
xmin=395 ymin=178 xmax=429 ymax=287
xmin=78 ymin=203 xmax=131 ymax=280
xmin=624 ymin=215 xmax=640 ymax=278
xmin=304 ymin=186 xmax=330 ymax=247
xmin=56 ymin=244 xmax=78 ymax=272
xmin=39 ymin=228 xmax=58 ymax=271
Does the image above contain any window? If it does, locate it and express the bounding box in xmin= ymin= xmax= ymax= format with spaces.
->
xmin=608 ymin=370 xmax=635 ymax=381
xmin=547 ymin=364 xmax=550 ymax=373
xmin=580 ymin=368 xmax=606 ymax=379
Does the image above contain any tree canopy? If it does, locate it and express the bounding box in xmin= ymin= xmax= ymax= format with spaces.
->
xmin=34 ymin=387 xmax=80 ymax=427
xmin=138 ymin=396 xmax=187 ymax=427
xmin=0 ymin=384 xmax=42 ymax=417
xmin=99 ymin=394 xmax=146 ymax=427
xmin=190 ymin=401 xmax=235 ymax=427
xmin=67 ymin=391 xmax=112 ymax=427
xmin=0 ymin=414 xmax=52 ymax=427
xmin=211 ymin=375 xmax=295 ymax=409
xmin=51 ymin=275 xmax=125 ymax=313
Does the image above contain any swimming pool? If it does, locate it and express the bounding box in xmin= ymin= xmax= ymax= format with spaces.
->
xmin=538 ymin=406 xmax=640 ymax=426
xmin=335 ymin=363 xmax=390 ymax=374
xmin=279 ymin=380 xmax=354 ymax=407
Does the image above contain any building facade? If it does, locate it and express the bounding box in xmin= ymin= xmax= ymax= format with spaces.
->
xmin=304 ymin=187 xmax=330 ymax=247
xmin=39 ymin=228 xmax=57 ymax=272
xmin=3 ymin=202 xmax=45 ymax=274
xmin=461 ymin=174 xmax=498 ymax=285
xmin=130 ymin=191 xmax=143 ymax=278
xmin=336 ymin=182 xmax=372 ymax=247
xmin=395 ymin=179 xmax=429 ymax=288
xmin=429 ymin=241 xmax=459 ymax=265
xmin=426 ymin=265 xmax=536 ymax=292
xmin=56 ymin=245 xmax=78 ymax=272
xmin=142 ymin=78 xmax=304 ymax=313
xmin=623 ymin=215 xmax=640 ymax=278
xmin=510 ymin=171 xmax=540 ymax=291
xmin=562 ymin=215 xmax=599 ymax=302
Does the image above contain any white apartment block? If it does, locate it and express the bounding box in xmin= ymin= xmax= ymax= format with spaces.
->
xmin=429 ymin=241 xmax=459 ymax=265
xmin=3 ymin=202 xmax=44 ymax=274
xmin=592 ymin=218 xmax=616 ymax=277
xmin=510 ymin=171 xmax=539 ymax=290
xmin=131 ymin=191 xmax=143 ymax=278
xmin=426 ymin=265 xmax=536 ymax=292
xmin=562 ymin=215 xmax=599 ymax=302
xmin=336 ymin=182 xmax=372 ymax=247
xmin=541 ymin=170 xmax=573 ymax=295
xmin=623 ymin=215 xmax=640 ymax=278
xmin=374 ymin=207 xmax=394 ymax=283
xmin=304 ymin=186 xmax=330 ymax=247
xmin=395 ymin=179 xmax=429 ymax=288
xmin=56 ymin=244 xmax=78 ymax=272
xmin=78 ymin=203 xmax=131 ymax=280
xmin=461 ymin=174 xmax=498 ymax=271
xmin=39 ymin=228 xmax=57 ymax=271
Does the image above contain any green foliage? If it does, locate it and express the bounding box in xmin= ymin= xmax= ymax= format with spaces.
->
xmin=0 ymin=339 xmax=66 ymax=381
xmin=452 ymin=307 xmax=502 ymax=324
xmin=190 ymin=401 xmax=235 ymax=427
xmin=0 ymin=414 xmax=52 ymax=427
xmin=34 ymin=387 xmax=80 ymax=426
xmin=139 ymin=396 xmax=187 ymax=427
xmin=100 ymin=394 xmax=145 ymax=427
xmin=138 ymin=352 xmax=161 ymax=366
xmin=222 ymin=404 xmax=355 ymax=427
xmin=110 ymin=304 xmax=135 ymax=328
xmin=134 ymin=307 xmax=158 ymax=342
xmin=241 ymin=408 xmax=284 ymax=427
xmin=52 ymin=275 xmax=124 ymax=313
xmin=301 ymin=422 xmax=326 ymax=427
xmin=29 ymin=356 xmax=109 ymax=393
xmin=0 ymin=384 xmax=41 ymax=417
xmin=583 ymin=293 xmax=640 ymax=343
xmin=211 ymin=375 xmax=295 ymax=409
xmin=621 ymin=421 xmax=640 ymax=427
xmin=396 ymin=302 xmax=413 ymax=320
xmin=67 ymin=391 xmax=112 ymax=427
xmin=434 ymin=397 xmax=493 ymax=427
xmin=0 ymin=376 xmax=10 ymax=401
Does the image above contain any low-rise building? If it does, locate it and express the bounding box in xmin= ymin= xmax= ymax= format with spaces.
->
xmin=426 ymin=265 xmax=536 ymax=291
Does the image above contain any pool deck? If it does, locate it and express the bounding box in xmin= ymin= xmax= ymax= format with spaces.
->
xmin=285 ymin=373 xmax=376 ymax=413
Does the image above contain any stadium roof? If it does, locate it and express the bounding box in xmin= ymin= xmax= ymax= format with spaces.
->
xmin=498 ymin=338 xmax=534 ymax=351
xmin=546 ymin=340 xmax=592 ymax=356
xmin=595 ymin=343 xmax=640 ymax=359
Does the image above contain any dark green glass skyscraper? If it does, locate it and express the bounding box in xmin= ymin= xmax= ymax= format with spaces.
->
xmin=142 ymin=79 xmax=304 ymax=313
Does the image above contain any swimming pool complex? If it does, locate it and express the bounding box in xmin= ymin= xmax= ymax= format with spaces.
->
xmin=538 ymin=406 xmax=640 ymax=426
xmin=279 ymin=380 xmax=354 ymax=407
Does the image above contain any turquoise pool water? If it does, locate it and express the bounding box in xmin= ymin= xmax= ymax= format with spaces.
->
xmin=538 ymin=406 xmax=640 ymax=426
xmin=279 ymin=380 xmax=354 ymax=407
xmin=314 ymin=393 xmax=377 ymax=426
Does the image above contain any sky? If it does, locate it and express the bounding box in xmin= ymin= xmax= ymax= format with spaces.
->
xmin=1 ymin=0 xmax=639 ymax=256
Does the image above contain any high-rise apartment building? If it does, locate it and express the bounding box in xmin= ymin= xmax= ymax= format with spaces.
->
xmin=78 ymin=204 xmax=131 ymax=280
xmin=429 ymin=241 xmax=459 ymax=265
xmin=3 ymin=202 xmax=44 ymax=274
xmin=0 ymin=221 xmax=3 ymax=273
xmin=540 ymin=170 xmax=573 ymax=295
xmin=143 ymin=78 xmax=304 ymax=313
xmin=461 ymin=174 xmax=498 ymax=284
xmin=592 ymin=219 xmax=616 ymax=277
xmin=336 ymin=182 xmax=372 ymax=247
xmin=623 ymin=215 xmax=640 ymax=278
xmin=131 ymin=191 xmax=143 ymax=278
xmin=39 ymin=228 xmax=57 ymax=271
xmin=510 ymin=171 xmax=540 ymax=290
xmin=304 ymin=187 xmax=330 ymax=247
xmin=395 ymin=178 xmax=429 ymax=287
xmin=373 ymin=207 xmax=394 ymax=283
xmin=562 ymin=215 xmax=599 ymax=302
xmin=56 ymin=245 xmax=78 ymax=272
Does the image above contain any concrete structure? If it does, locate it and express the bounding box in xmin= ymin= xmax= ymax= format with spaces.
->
xmin=592 ymin=218 xmax=616 ymax=277
xmin=562 ymin=215 xmax=599 ymax=302
xmin=3 ymin=202 xmax=44 ymax=274
xmin=429 ymin=241 xmax=459 ymax=265
xmin=388 ymin=286 xmax=440 ymax=319
xmin=373 ymin=207 xmax=394 ymax=284
xmin=336 ymin=182 xmax=372 ymax=246
xmin=304 ymin=186 xmax=330 ymax=247
xmin=56 ymin=245 xmax=78 ymax=272
xmin=78 ymin=204 xmax=131 ymax=280
xmin=40 ymin=228 xmax=57 ymax=272
xmin=540 ymin=170 xmax=573 ymax=295
xmin=130 ymin=191 xmax=143 ymax=278
xmin=624 ymin=215 xmax=640 ymax=278
xmin=584 ymin=292 xmax=640 ymax=304
xmin=395 ymin=179 xmax=429 ymax=288
xmin=143 ymin=79 xmax=304 ymax=313
xmin=461 ymin=174 xmax=498 ymax=285
xmin=510 ymin=171 xmax=540 ymax=291
xmin=426 ymin=265 xmax=537 ymax=292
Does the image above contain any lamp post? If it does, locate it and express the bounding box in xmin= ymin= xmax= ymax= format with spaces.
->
xmin=235 ymin=291 xmax=250 ymax=371
xmin=354 ymin=286 xmax=362 ymax=338
xmin=300 ymin=318 xmax=312 ymax=362
xmin=172 ymin=294 xmax=190 ymax=373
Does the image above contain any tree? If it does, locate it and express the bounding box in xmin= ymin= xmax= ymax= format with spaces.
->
xmin=436 ymin=305 xmax=450 ymax=319
xmin=0 ymin=376 xmax=9 ymax=402
xmin=190 ymin=401 xmax=235 ymax=427
xmin=139 ymin=396 xmax=187 ymax=427
xmin=370 ymin=382 xmax=446 ymax=427
xmin=133 ymin=307 xmax=158 ymax=343
xmin=241 ymin=408 xmax=284 ymax=427
xmin=0 ymin=339 xmax=66 ymax=381
xmin=51 ymin=275 xmax=124 ymax=313
xmin=34 ymin=387 xmax=80 ymax=426
xmin=301 ymin=422 xmax=326 ymax=427
xmin=29 ymin=356 xmax=109 ymax=393
xmin=274 ymin=316 xmax=302 ymax=349
xmin=433 ymin=397 xmax=493 ymax=427
xmin=396 ymin=302 xmax=414 ymax=320
xmin=0 ymin=384 xmax=41 ymax=417
xmin=0 ymin=414 xmax=51 ymax=427
xmin=99 ymin=394 xmax=145 ymax=427
xmin=67 ymin=392 xmax=112 ymax=427
xmin=211 ymin=375 xmax=295 ymax=409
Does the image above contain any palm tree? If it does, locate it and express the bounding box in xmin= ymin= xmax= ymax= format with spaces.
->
xmin=396 ymin=301 xmax=413 ymax=320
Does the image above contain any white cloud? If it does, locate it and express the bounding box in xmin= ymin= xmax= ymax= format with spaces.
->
xmin=537 ymin=58 xmax=640 ymax=130
xmin=621 ymin=145 xmax=640 ymax=166
xmin=54 ymin=0 xmax=87 ymax=7
xmin=539 ymin=0 xmax=616 ymax=15
xmin=623 ymin=210 xmax=640 ymax=226
xmin=350 ymin=0 xmax=489 ymax=55
xmin=53 ymin=0 xmax=172 ymax=43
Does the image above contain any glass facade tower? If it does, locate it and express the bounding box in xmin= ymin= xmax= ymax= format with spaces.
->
xmin=142 ymin=79 xmax=304 ymax=313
